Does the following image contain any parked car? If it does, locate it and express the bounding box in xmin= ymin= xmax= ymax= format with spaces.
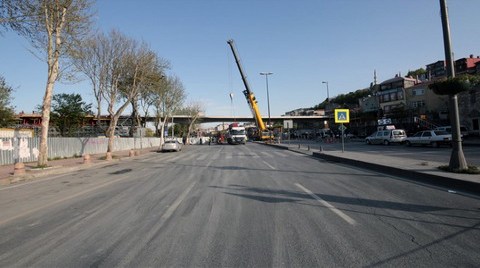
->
xmin=404 ymin=130 xmax=452 ymax=147
xmin=365 ymin=129 xmax=407 ymax=145
xmin=434 ymin=125 xmax=469 ymax=139
xmin=161 ymin=140 xmax=182 ymax=152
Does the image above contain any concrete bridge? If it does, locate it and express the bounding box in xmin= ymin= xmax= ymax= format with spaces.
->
xmin=160 ymin=115 xmax=330 ymax=125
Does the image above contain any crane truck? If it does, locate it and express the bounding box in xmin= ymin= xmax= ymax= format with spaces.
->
xmin=227 ymin=39 xmax=271 ymax=141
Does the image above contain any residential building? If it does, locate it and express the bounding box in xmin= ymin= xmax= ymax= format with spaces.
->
xmin=426 ymin=60 xmax=446 ymax=80
xmin=378 ymin=76 xmax=417 ymax=116
xmin=455 ymin=55 xmax=480 ymax=75
xmin=405 ymin=81 xmax=449 ymax=122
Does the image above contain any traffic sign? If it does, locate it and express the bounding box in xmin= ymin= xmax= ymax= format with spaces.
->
xmin=339 ymin=125 xmax=347 ymax=131
xmin=334 ymin=109 xmax=350 ymax=123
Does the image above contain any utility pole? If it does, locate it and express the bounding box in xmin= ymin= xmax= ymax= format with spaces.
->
xmin=439 ymin=0 xmax=468 ymax=170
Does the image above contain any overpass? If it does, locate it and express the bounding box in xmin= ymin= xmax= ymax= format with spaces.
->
xmin=16 ymin=112 xmax=331 ymax=129
xmin=153 ymin=115 xmax=331 ymax=125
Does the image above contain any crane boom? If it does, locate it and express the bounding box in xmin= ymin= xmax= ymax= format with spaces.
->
xmin=227 ymin=39 xmax=268 ymax=138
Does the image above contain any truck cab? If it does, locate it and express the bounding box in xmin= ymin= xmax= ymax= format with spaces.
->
xmin=226 ymin=123 xmax=247 ymax=145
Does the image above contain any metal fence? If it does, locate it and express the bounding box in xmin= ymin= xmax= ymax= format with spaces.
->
xmin=0 ymin=137 xmax=161 ymax=166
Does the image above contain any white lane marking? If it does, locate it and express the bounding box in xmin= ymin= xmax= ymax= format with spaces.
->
xmin=273 ymin=151 xmax=288 ymax=157
xmin=295 ymin=183 xmax=356 ymax=225
xmin=242 ymin=145 xmax=260 ymax=158
xmin=0 ymin=174 xmax=135 ymax=226
xmin=161 ymin=181 xmax=196 ymax=220
xmin=0 ymin=173 xmax=67 ymax=191
xmin=166 ymin=153 xmax=184 ymax=162
xmin=262 ymin=160 xmax=276 ymax=170
xmin=196 ymin=153 xmax=209 ymax=161
xmin=119 ymin=180 xmax=197 ymax=266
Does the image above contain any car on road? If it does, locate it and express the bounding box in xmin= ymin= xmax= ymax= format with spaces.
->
xmin=365 ymin=129 xmax=407 ymax=145
xmin=161 ymin=140 xmax=182 ymax=152
xmin=404 ymin=130 xmax=452 ymax=147
xmin=434 ymin=125 xmax=469 ymax=139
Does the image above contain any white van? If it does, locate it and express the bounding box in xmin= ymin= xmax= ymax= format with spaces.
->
xmin=366 ymin=129 xmax=407 ymax=145
xmin=434 ymin=126 xmax=469 ymax=138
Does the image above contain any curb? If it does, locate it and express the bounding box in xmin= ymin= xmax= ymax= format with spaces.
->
xmin=311 ymin=152 xmax=480 ymax=195
xmin=0 ymin=149 xmax=156 ymax=186
xmin=261 ymin=142 xmax=480 ymax=195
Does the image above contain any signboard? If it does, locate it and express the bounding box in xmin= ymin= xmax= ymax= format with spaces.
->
xmin=334 ymin=109 xmax=350 ymax=123
xmin=377 ymin=118 xmax=392 ymax=125
xmin=283 ymin=120 xmax=293 ymax=129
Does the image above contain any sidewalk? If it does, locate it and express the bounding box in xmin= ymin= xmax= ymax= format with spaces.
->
xmin=267 ymin=141 xmax=480 ymax=194
xmin=0 ymin=147 xmax=159 ymax=186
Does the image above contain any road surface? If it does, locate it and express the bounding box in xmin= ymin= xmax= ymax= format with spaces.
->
xmin=0 ymin=143 xmax=479 ymax=267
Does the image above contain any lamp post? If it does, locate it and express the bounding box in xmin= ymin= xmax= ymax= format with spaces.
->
xmin=260 ymin=72 xmax=273 ymax=137
xmin=439 ymin=0 xmax=467 ymax=170
xmin=322 ymin=81 xmax=329 ymax=101
xmin=322 ymin=81 xmax=330 ymax=129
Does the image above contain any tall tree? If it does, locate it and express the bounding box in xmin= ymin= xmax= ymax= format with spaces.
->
xmin=96 ymin=30 xmax=163 ymax=156
xmin=1 ymin=0 xmax=93 ymax=166
xmin=128 ymin=55 xmax=170 ymax=136
xmin=72 ymin=34 xmax=105 ymax=128
xmin=153 ymin=75 xmax=186 ymax=143
xmin=50 ymin=93 xmax=92 ymax=136
xmin=180 ymin=102 xmax=204 ymax=145
xmin=0 ymin=75 xmax=16 ymax=127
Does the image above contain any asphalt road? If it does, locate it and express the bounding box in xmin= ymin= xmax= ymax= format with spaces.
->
xmin=0 ymin=143 xmax=479 ymax=267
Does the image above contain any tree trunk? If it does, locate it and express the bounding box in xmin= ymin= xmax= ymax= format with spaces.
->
xmin=37 ymin=59 xmax=59 ymax=166
xmin=106 ymin=117 xmax=118 ymax=153
xmin=161 ymin=116 xmax=170 ymax=144
xmin=37 ymin=79 xmax=55 ymax=166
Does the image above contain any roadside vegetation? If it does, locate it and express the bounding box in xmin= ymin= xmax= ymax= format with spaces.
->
xmin=0 ymin=0 xmax=202 ymax=167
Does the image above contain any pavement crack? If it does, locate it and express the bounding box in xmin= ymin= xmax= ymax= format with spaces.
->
xmin=376 ymin=212 xmax=434 ymax=260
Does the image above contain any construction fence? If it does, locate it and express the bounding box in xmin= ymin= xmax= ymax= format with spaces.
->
xmin=0 ymin=137 xmax=162 ymax=166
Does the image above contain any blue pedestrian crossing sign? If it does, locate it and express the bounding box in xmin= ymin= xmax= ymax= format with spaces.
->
xmin=334 ymin=109 xmax=350 ymax=123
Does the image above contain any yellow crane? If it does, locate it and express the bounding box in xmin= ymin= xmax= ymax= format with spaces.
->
xmin=227 ymin=39 xmax=271 ymax=141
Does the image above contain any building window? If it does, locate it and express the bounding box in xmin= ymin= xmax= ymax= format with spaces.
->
xmin=390 ymin=92 xmax=396 ymax=101
xmin=412 ymin=100 xmax=425 ymax=108
xmin=412 ymin=89 xmax=425 ymax=96
xmin=381 ymin=94 xmax=390 ymax=102
xmin=397 ymin=90 xmax=404 ymax=100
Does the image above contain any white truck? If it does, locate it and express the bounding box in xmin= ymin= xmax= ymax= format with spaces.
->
xmin=226 ymin=123 xmax=247 ymax=145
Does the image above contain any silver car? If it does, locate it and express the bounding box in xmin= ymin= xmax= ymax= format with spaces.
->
xmin=161 ymin=140 xmax=182 ymax=152
xmin=365 ymin=129 xmax=407 ymax=145
xmin=405 ymin=130 xmax=452 ymax=147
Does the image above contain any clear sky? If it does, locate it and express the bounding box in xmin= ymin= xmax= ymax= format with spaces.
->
xmin=1 ymin=0 xmax=480 ymax=119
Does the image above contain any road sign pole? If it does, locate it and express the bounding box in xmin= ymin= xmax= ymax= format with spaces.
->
xmin=341 ymin=123 xmax=345 ymax=153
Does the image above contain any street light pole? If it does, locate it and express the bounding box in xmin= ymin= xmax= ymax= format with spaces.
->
xmin=439 ymin=0 xmax=467 ymax=170
xmin=260 ymin=72 xmax=273 ymax=136
xmin=322 ymin=81 xmax=330 ymax=129
xmin=322 ymin=81 xmax=329 ymax=101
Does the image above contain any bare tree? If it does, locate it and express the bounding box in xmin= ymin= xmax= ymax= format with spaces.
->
xmin=1 ymin=0 xmax=93 ymax=167
xmin=181 ymin=102 xmax=204 ymax=145
xmin=152 ymin=75 xmax=186 ymax=144
xmin=138 ymin=64 xmax=170 ymax=129
xmin=72 ymin=33 xmax=106 ymax=128
xmin=97 ymin=30 xmax=163 ymax=156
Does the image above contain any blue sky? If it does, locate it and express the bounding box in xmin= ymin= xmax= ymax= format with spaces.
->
xmin=1 ymin=0 xmax=480 ymax=118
